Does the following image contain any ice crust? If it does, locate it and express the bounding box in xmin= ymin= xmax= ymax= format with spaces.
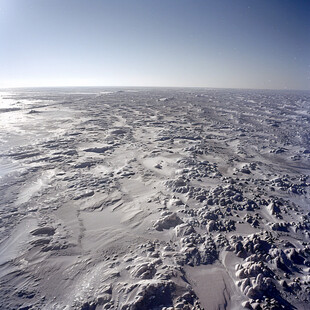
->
xmin=0 ymin=88 xmax=309 ymax=309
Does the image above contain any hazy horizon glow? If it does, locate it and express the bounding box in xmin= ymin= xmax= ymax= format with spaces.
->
xmin=1 ymin=0 xmax=309 ymax=90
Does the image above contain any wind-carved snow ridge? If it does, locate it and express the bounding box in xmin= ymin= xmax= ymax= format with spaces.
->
xmin=0 ymin=88 xmax=310 ymax=309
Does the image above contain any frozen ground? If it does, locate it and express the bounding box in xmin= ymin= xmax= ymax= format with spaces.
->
xmin=0 ymin=87 xmax=309 ymax=310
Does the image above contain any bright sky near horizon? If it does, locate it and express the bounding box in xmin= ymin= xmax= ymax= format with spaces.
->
xmin=0 ymin=0 xmax=309 ymax=90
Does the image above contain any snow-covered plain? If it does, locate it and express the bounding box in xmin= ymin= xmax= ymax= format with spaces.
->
xmin=0 ymin=88 xmax=309 ymax=310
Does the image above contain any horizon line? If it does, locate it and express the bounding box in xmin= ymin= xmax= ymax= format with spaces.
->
xmin=0 ymin=85 xmax=309 ymax=92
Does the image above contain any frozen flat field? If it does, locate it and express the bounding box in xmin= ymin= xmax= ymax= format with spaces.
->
xmin=0 ymin=87 xmax=310 ymax=310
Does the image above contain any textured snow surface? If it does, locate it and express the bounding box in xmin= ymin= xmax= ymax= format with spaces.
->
xmin=0 ymin=88 xmax=310 ymax=310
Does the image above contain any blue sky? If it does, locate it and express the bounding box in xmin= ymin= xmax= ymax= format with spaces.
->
xmin=0 ymin=0 xmax=309 ymax=89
